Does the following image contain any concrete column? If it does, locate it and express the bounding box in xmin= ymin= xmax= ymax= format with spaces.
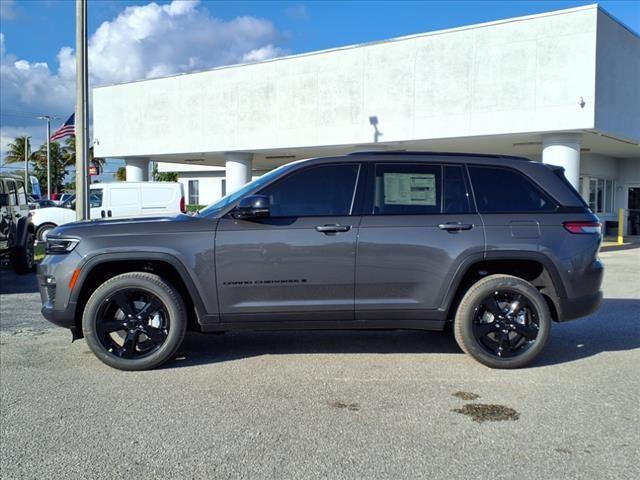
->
xmin=542 ymin=133 xmax=581 ymax=189
xmin=125 ymin=157 xmax=150 ymax=182
xmin=225 ymin=152 xmax=253 ymax=193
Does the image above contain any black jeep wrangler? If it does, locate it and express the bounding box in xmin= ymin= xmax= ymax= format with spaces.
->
xmin=0 ymin=173 xmax=36 ymax=274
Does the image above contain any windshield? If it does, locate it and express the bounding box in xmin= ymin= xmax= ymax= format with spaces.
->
xmin=199 ymin=162 xmax=299 ymax=217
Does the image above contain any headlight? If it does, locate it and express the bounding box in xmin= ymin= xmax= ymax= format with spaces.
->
xmin=45 ymin=237 xmax=80 ymax=254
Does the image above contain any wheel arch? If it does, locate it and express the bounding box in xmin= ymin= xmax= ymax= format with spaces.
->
xmin=71 ymin=253 xmax=211 ymax=336
xmin=15 ymin=216 xmax=35 ymax=245
xmin=443 ymin=252 xmax=566 ymax=322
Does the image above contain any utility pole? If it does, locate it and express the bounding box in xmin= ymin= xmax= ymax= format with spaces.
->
xmin=24 ymin=136 xmax=30 ymax=190
xmin=75 ymin=0 xmax=90 ymax=220
xmin=37 ymin=116 xmax=53 ymax=198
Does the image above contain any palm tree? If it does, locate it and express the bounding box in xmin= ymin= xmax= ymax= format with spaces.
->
xmin=32 ymin=141 xmax=75 ymax=195
xmin=4 ymin=135 xmax=37 ymax=166
xmin=64 ymin=136 xmax=106 ymax=173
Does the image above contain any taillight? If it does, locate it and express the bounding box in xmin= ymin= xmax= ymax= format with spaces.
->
xmin=563 ymin=221 xmax=601 ymax=234
xmin=180 ymin=196 xmax=186 ymax=214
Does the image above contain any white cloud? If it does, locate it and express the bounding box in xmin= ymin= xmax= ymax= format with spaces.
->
xmin=1 ymin=0 xmax=286 ymax=150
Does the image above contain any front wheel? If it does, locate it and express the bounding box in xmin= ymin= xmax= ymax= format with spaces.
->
xmin=453 ymin=274 xmax=551 ymax=369
xmin=11 ymin=232 xmax=35 ymax=274
xmin=36 ymin=223 xmax=56 ymax=242
xmin=82 ymin=272 xmax=187 ymax=371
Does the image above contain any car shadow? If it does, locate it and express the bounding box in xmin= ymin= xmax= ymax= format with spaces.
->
xmin=0 ymin=267 xmax=39 ymax=294
xmin=166 ymin=298 xmax=640 ymax=369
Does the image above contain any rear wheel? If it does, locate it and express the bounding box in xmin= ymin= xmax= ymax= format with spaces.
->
xmin=82 ymin=272 xmax=187 ymax=371
xmin=11 ymin=232 xmax=35 ymax=274
xmin=454 ymin=274 xmax=550 ymax=369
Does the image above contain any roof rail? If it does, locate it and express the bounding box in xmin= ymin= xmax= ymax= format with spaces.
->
xmin=346 ymin=150 xmax=530 ymax=161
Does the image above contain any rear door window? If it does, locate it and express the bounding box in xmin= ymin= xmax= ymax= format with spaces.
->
xmin=469 ymin=166 xmax=557 ymax=213
xmin=372 ymin=163 xmax=441 ymax=215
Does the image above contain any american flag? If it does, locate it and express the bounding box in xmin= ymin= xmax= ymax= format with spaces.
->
xmin=50 ymin=114 xmax=75 ymax=142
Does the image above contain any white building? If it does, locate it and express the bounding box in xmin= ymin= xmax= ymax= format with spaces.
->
xmin=93 ymin=4 xmax=640 ymax=233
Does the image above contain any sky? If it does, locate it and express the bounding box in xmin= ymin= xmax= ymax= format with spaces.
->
xmin=1 ymin=0 xmax=639 ymax=176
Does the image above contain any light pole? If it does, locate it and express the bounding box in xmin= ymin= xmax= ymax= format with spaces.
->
xmin=75 ymin=0 xmax=90 ymax=220
xmin=37 ymin=115 xmax=55 ymax=198
xmin=24 ymin=136 xmax=30 ymax=190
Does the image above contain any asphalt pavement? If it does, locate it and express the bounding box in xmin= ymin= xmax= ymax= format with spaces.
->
xmin=1 ymin=249 xmax=639 ymax=479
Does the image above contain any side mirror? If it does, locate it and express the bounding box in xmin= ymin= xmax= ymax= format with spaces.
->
xmin=232 ymin=195 xmax=270 ymax=219
xmin=0 ymin=193 xmax=8 ymax=207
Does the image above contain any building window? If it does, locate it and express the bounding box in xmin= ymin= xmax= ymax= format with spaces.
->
xmin=580 ymin=176 xmax=614 ymax=215
xmin=188 ymin=180 xmax=199 ymax=205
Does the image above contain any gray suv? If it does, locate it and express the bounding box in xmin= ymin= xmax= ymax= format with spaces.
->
xmin=38 ymin=152 xmax=603 ymax=370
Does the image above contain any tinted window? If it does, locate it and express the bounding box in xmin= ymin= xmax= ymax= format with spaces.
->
xmin=6 ymin=181 xmax=17 ymax=206
xmin=89 ymin=190 xmax=103 ymax=208
xmin=260 ymin=164 xmax=359 ymax=217
xmin=188 ymin=180 xmax=199 ymax=205
xmin=16 ymin=181 xmax=27 ymax=206
xmin=444 ymin=165 xmax=472 ymax=213
xmin=373 ymin=164 xmax=441 ymax=215
xmin=469 ymin=166 xmax=556 ymax=213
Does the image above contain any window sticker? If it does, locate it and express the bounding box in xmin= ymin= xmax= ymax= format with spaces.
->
xmin=383 ymin=173 xmax=436 ymax=205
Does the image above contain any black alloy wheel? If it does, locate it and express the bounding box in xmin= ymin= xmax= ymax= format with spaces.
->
xmin=454 ymin=274 xmax=551 ymax=369
xmin=472 ymin=290 xmax=540 ymax=358
xmin=83 ymin=272 xmax=187 ymax=370
xmin=96 ymin=289 xmax=170 ymax=359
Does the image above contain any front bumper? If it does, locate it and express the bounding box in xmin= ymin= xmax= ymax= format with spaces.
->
xmin=37 ymin=250 xmax=83 ymax=332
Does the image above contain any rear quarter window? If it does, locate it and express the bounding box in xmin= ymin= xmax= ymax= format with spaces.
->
xmin=469 ymin=165 xmax=557 ymax=213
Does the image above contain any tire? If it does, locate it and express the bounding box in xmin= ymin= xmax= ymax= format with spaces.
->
xmin=11 ymin=232 xmax=35 ymax=274
xmin=36 ymin=223 xmax=56 ymax=242
xmin=453 ymin=274 xmax=551 ymax=369
xmin=82 ymin=272 xmax=187 ymax=371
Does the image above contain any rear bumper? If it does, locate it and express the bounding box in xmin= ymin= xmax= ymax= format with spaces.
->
xmin=556 ymin=290 xmax=603 ymax=321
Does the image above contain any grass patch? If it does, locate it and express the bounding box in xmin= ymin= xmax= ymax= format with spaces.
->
xmin=34 ymin=244 xmax=45 ymax=262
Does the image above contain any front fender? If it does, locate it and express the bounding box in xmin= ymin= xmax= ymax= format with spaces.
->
xmin=71 ymin=250 xmax=216 ymax=326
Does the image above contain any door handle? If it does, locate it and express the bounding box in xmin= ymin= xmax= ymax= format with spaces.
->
xmin=315 ymin=224 xmax=351 ymax=234
xmin=438 ymin=222 xmax=473 ymax=232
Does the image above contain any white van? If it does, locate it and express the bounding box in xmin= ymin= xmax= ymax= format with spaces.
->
xmin=32 ymin=182 xmax=185 ymax=241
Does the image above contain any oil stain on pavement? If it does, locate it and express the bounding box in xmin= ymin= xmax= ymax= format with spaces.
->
xmin=452 ymin=403 xmax=520 ymax=423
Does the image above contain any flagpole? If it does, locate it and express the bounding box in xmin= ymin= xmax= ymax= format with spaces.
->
xmin=75 ymin=0 xmax=89 ymax=221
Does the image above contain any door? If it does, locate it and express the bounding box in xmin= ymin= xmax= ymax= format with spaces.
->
xmin=105 ymin=185 xmax=141 ymax=218
xmin=0 ymin=181 xmax=9 ymax=250
xmin=355 ymin=163 xmax=485 ymax=320
xmin=215 ymin=163 xmax=362 ymax=322
xmin=3 ymin=180 xmax=19 ymax=248
xmin=628 ymin=186 xmax=640 ymax=236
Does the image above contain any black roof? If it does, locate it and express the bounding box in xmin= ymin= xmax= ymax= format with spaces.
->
xmin=347 ymin=150 xmax=530 ymax=161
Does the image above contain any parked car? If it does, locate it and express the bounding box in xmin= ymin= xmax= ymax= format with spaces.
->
xmin=56 ymin=193 xmax=75 ymax=206
xmin=29 ymin=199 xmax=58 ymax=210
xmin=32 ymin=182 xmax=185 ymax=241
xmin=38 ymin=152 xmax=603 ymax=370
xmin=0 ymin=173 xmax=36 ymax=274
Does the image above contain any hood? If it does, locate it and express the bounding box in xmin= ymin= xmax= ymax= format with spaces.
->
xmin=49 ymin=214 xmax=215 ymax=238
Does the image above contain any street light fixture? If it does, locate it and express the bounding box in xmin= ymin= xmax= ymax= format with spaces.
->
xmin=37 ymin=115 xmax=59 ymax=199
